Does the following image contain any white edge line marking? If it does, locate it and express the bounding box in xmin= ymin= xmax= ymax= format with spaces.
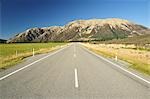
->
xmin=74 ymin=68 xmax=79 ymax=88
xmin=82 ymin=46 xmax=150 ymax=85
xmin=0 ymin=46 xmax=68 ymax=81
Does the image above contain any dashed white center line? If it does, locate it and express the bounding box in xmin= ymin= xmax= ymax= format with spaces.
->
xmin=74 ymin=54 xmax=76 ymax=57
xmin=74 ymin=68 xmax=79 ymax=88
xmin=74 ymin=45 xmax=76 ymax=53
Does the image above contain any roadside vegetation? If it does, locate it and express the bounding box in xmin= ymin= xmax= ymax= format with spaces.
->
xmin=83 ymin=43 xmax=150 ymax=75
xmin=0 ymin=43 xmax=66 ymax=70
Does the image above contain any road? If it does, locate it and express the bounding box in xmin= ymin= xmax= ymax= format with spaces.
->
xmin=0 ymin=43 xmax=150 ymax=99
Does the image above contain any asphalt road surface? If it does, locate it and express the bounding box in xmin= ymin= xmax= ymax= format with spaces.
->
xmin=0 ymin=43 xmax=150 ymax=99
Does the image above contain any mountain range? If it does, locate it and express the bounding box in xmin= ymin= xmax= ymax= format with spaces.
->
xmin=7 ymin=18 xmax=150 ymax=43
xmin=0 ymin=39 xmax=7 ymax=43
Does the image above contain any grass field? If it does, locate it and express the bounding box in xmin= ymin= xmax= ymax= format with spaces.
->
xmin=0 ymin=43 xmax=66 ymax=69
xmin=83 ymin=43 xmax=150 ymax=75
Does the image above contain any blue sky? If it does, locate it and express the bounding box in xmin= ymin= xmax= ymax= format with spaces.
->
xmin=0 ymin=0 xmax=149 ymax=39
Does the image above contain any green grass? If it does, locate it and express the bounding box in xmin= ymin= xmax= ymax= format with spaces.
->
xmin=0 ymin=43 xmax=66 ymax=69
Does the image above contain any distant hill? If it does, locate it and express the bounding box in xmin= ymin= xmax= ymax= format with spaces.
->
xmin=0 ymin=39 xmax=7 ymax=43
xmin=7 ymin=18 xmax=150 ymax=43
xmin=99 ymin=34 xmax=150 ymax=45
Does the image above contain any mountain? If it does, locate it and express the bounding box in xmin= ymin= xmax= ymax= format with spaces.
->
xmin=7 ymin=18 xmax=150 ymax=43
xmin=0 ymin=39 xmax=7 ymax=43
xmin=99 ymin=34 xmax=150 ymax=45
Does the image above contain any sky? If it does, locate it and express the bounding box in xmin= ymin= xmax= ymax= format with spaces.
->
xmin=0 ymin=0 xmax=149 ymax=39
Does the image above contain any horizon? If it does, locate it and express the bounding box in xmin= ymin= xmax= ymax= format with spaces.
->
xmin=1 ymin=0 xmax=150 ymax=39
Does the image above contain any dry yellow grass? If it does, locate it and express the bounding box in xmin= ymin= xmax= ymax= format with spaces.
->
xmin=0 ymin=43 xmax=66 ymax=69
xmin=83 ymin=43 xmax=150 ymax=75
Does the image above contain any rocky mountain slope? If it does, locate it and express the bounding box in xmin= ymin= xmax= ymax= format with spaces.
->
xmin=7 ymin=18 xmax=150 ymax=43
xmin=0 ymin=39 xmax=7 ymax=43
